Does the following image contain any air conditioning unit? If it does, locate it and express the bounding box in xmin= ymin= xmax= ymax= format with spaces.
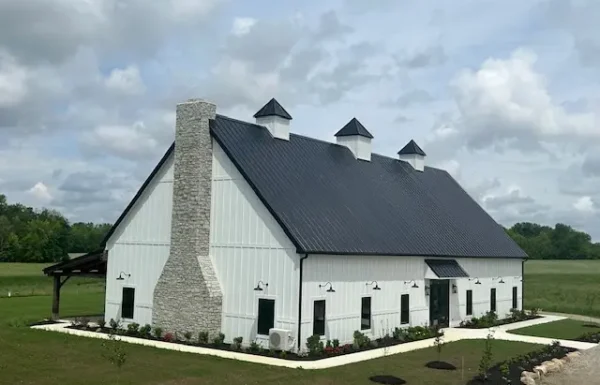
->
xmin=269 ymin=328 xmax=291 ymax=351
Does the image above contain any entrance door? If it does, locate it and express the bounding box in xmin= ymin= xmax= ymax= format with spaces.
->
xmin=429 ymin=280 xmax=450 ymax=327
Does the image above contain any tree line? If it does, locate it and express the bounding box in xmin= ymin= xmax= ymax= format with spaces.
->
xmin=1 ymin=193 xmax=599 ymax=262
xmin=0 ymin=194 xmax=111 ymax=263
xmin=505 ymin=222 xmax=600 ymax=260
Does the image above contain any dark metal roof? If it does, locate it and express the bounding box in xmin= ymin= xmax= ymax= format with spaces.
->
xmin=253 ymin=98 xmax=292 ymax=120
xmin=334 ymin=118 xmax=374 ymax=139
xmin=425 ymin=259 xmax=469 ymax=278
xmin=210 ymin=115 xmax=527 ymax=258
xmin=43 ymin=249 xmax=107 ymax=276
xmin=398 ymin=139 xmax=426 ymax=156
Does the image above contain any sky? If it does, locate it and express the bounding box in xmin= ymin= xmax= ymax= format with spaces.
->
xmin=1 ymin=0 xmax=599 ymax=238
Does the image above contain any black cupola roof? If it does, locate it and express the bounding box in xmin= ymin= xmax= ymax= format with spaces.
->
xmin=334 ymin=118 xmax=374 ymax=139
xmin=253 ymin=98 xmax=293 ymax=120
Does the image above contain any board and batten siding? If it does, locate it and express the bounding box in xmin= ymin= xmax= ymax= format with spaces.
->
xmin=104 ymin=153 xmax=174 ymax=326
xmin=209 ymin=142 xmax=299 ymax=348
xmin=301 ymin=255 xmax=523 ymax=344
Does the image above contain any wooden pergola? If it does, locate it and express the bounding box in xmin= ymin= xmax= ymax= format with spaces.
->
xmin=43 ymin=250 xmax=107 ymax=320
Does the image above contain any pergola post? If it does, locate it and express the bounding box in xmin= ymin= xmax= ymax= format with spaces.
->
xmin=52 ymin=275 xmax=61 ymax=321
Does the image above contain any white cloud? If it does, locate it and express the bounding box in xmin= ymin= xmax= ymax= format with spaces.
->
xmin=573 ymin=196 xmax=596 ymax=213
xmin=231 ymin=17 xmax=257 ymax=36
xmin=0 ymin=50 xmax=28 ymax=107
xmin=105 ymin=65 xmax=145 ymax=95
xmin=82 ymin=122 xmax=159 ymax=160
xmin=27 ymin=181 xmax=53 ymax=202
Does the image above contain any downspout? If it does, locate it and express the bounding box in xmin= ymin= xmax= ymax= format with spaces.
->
xmin=522 ymin=258 xmax=525 ymax=310
xmin=297 ymin=254 xmax=309 ymax=352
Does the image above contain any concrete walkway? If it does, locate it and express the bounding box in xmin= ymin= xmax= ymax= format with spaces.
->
xmin=541 ymin=311 xmax=600 ymax=325
xmin=31 ymin=315 xmax=598 ymax=369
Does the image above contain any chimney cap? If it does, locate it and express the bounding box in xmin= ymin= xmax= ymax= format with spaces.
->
xmin=398 ymin=139 xmax=426 ymax=156
xmin=334 ymin=117 xmax=374 ymax=139
xmin=253 ymin=98 xmax=293 ymax=120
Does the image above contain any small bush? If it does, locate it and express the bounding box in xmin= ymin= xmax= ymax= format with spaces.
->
xmin=352 ymin=330 xmax=370 ymax=348
xmin=393 ymin=327 xmax=406 ymax=341
xmin=198 ymin=331 xmax=209 ymax=344
xmin=153 ymin=327 xmax=163 ymax=339
xmin=109 ymin=318 xmax=119 ymax=330
xmin=163 ymin=332 xmax=175 ymax=342
xmin=326 ymin=339 xmax=332 ymax=348
xmin=332 ymin=339 xmax=340 ymax=348
xmin=80 ymin=317 xmax=90 ymax=328
xmin=139 ymin=324 xmax=151 ymax=337
xmin=97 ymin=320 xmax=106 ymax=329
xmin=306 ymin=334 xmax=324 ymax=356
xmin=478 ymin=331 xmax=494 ymax=381
xmin=249 ymin=340 xmax=260 ymax=352
xmin=530 ymin=308 xmax=541 ymax=317
xmin=232 ymin=336 xmax=243 ymax=350
xmin=126 ymin=323 xmax=140 ymax=336
xmin=212 ymin=332 xmax=225 ymax=345
xmin=183 ymin=331 xmax=193 ymax=342
xmin=279 ymin=350 xmax=287 ymax=359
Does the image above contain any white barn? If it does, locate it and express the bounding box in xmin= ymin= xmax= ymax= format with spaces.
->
xmin=100 ymin=98 xmax=526 ymax=352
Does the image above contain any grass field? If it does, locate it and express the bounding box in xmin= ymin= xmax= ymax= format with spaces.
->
xmin=524 ymin=260 xmax=600 ymax=317
xmin=0 ymin=263 xmax=105 ymax=298
xmin=510 ymin=319 xmax=600 ymax=340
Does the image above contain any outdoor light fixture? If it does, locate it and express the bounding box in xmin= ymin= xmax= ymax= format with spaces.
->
xmin=469 ymin=277 xmax=482 ymax=285
xmin=404 ymin=280 xmax=419 ymax=289
xmin=319 ymin=282 xmax=336 ymax=293
xmin=116 ymin=272 xmax=130 ymax=281
xmin=493 ymin=277 xmax=505 ymax=284
xmin=254 ymin=281 xmax=268 ymax=291
xmin=452 ymin=284 xmax=457 ymax=294
xmin=366 ymin=281 xmax=381 ymax=291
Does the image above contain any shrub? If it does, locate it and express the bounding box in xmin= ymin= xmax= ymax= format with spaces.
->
xmin=306 ymin=334 xmax=324 ymax=356
xmin=126 ymin=323 xmax=140 ymax=336
xmin=279 ymin=350 xmax=287 ymax=359
xmin=499 ymin=362 xmax=510 ymax=384
xmin=478 ymin=331 xmax=494 ymax=381
xmin=198 ymin=331 xmax=209 ymax=344
xmin=232 ymin=336 xmax=243 ymax=350
xmin=332 ymin=339 xmax=340 ymax=348
xmin=101 ymin=333 xmax=127 ymax=385
xmin=509 ymin=308 xmax=528 ymax=322
xmin=393 ymin=327 xmax=406 ymax=341
xmin=352 ymin=330 xmax=370 ymax=349
xmin=249 ymin=340 xmax=260 ymax=352
xmin=213 ymin=332 xmax=225 ymax=345
xmin=97 ymin=320 xmax=106 ymax=329
xmin=139 ymin=324 xmax=151 ymax=337
xmin=530 ymin=308 xmax=540 ymax=317
xmin=433 ymin=327 xmax=444 ymax=361
xmin=326 ymin=339 xmax=332 ymax=348
xmin=152 ymin=327 xmax=163 ymax=339
xmin=163 ymin=332 xmax=175 ymax=342
xmin=182 ymin=331 xmax=193 ymax=342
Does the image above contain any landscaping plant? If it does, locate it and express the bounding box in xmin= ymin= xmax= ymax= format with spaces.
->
xmin=198 ymin=331 xmax=209 ymax=344
xmin=212 ymin=332 xmax=225 ymax=345
xmin=102 ymin=332 xmax=127 ymax=385
xmin=126 ymin=322 xmax=140 ymax=336
xmin=478 ymin=331 xmax=495 ymax=382
xmin=183 ymin=331 xmax=192 ymax=342
xmin=152 ymin=327 xmax=163 ymax=339
xmin=139 ymin=324 xmax=151 ymax=337
xmin=232 ymin=336 xmax=243 ymax=350
xmin=306 ymin=334 xmax=324 ymax=356
xmin=499 ymin=362 xmax=510 ymax=384
xmin=434 ymin=327 xmax=444 ymax=362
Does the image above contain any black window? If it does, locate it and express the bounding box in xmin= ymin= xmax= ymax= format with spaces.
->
xmin=400 ymin=294 xmax=410 ymax=324
xmin=257 ymin=299 xmax=275 ymax=335
xmin=313 ymin=300 xmax=326 ymax=336
xmin=512 ymin=286 xmax=518 ymax=309
xmin=361 ymin=297 xmax=371 ymax=330
xmin=121 ymin=287 xmax=135 ymax=319
xmin=466 ymin=290 xmax=473 ymax=316
xmin=490 ymin=288 xmax=497 ymax=312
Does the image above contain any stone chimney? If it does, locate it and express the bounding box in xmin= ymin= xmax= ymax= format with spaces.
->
xmin=398 ymin=139 xmax=426 ymax=172
xmin=334 ymin=118 xmax=374 ymax=161
xmin=254 ymin=98 xmax=292 ymax=140
xmin=153 ymin=99 xmax=222 ymax=337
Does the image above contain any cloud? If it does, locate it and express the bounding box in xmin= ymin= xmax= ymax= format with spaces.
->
xmin=27 ymin=182 xmax=53 ymax=203
xmin=392 ymin=89 xmax=434 ymax=108
xmin=396 ymin=45 xmax=447 ymax=69
xmin=231 ymin=17 xmax=257 ymax=36
xmin=0 ymin=50 xmax=29 ymax=107
xmin=573 ymin=196 xmax=596 ymax=213
xmin=105 ymin=65 xmax=145 ymax=95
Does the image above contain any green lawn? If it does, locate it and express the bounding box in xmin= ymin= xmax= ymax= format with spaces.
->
xmin=0 ymin=293 xmax=541 ymax=385
xmin=0 ymin=262 xmax=105 ymax=298
xmin=524 ymin=260 xmax=600 ymax=317
xmin=510 ymin=319 xmax=600 ymax=340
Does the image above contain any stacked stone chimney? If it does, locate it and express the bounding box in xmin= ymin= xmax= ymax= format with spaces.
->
xmin=152 ymin=99 xmax=222 ymax=336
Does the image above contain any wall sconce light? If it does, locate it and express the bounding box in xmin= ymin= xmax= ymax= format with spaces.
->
xmin=425 ymin=285 xmax=430 ymax=296
xmin=116 ymin=272 xmax=130 ymax=281
xmin=451 ymin=284 xmax=457 ymax=294
xmin=366 ymin=281 xmax=381 ymax=291
xmin=319 ymin=282 xmax=336 ymax=293
xmin=404 ymin=280 xmax=419 ymax=289
xmin=493 ymin=276 xmax=505 ymax=284
xmin=254 ymin=281 xmax=268 ymax=291
xmin=515 ymin=275 xmax=523 ymax=282
xmin=469 ymin=277 xmax=482 ymax=285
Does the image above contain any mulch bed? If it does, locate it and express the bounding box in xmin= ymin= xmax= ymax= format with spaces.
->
xmin=466 ymin=343 xmax=576 ymax=385
xmin=64 ymin=325 xmax=435 ymax=361
xmin=458 ymin=316 xmax=541 ymax=329
xmin=425 ymin=360 xmax=457 ymax=370
xmin=29 ymin=320 xmax=62 ymax=326
xmin=369 ymin=375 xmax=406 ymax=384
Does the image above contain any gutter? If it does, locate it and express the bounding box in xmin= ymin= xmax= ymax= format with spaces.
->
xmin=297 ymin=254 xmax=309 ymax=352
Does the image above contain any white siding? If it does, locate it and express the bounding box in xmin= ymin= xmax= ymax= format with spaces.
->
xmin=301 ymin=255 xmax=523 ymax=346
xmin=104 ymin=153 xmax=174 ymax=326
xmin=210 ymin=142 xmax=299 ymax=348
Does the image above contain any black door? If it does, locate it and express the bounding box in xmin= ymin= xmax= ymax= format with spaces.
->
xmin=429 ymin=280 xmax=450 ymax=327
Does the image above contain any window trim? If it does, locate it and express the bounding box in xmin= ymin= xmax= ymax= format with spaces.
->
xmin=512 ymin=286 xmax=518 ymax=310
xmin=121 ymin=286 xmax=136 ymax=320
xmin=361 ymin=296 xmax=372 ymax=331
xmin=466 ymin=289 xmax=473 ymax=316
xmin=490 ymin=288 xmax=497 ymax=312
xmin=400 ymin=294 xmax=410 ymax=325
xmin=256 ymin=297 xmax=276 ymax=336
xmin=312 ymin=299 xmax=326 ymax=337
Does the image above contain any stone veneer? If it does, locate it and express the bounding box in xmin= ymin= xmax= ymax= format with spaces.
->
xmin=152 ymin=99 xmax=223 ymax=337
